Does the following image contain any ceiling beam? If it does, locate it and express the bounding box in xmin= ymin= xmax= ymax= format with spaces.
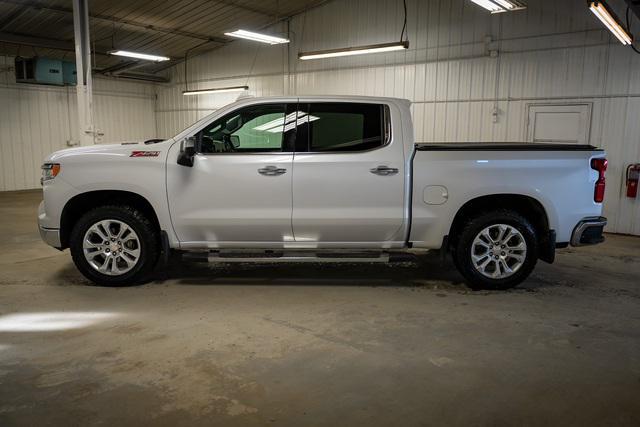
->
xmin=0 ymin=4 xmax=30 ymax=31
xmin=110 ymin=60 xmax=157 ymax=76
xmin=214 ymin=0 xmax=277 ymax=18
xmin=111 ymin=72 xmax=169 ymax=83
xmin=97 ymin=58 xmax=167 ymax=78
xmin=99 ymin=60 xmax=140 ymax=74
xmin=0 ymin=0 xmax=228 ymax=43
xmin=0 ymin=31 xmax=109 ymax=56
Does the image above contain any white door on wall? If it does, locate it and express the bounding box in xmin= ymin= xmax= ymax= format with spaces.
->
xmin=527 ymin=104 xmax=592 ymax=144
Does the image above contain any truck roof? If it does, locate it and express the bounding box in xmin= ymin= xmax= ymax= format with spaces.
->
xmin=237 ymin=94 xmax=411 ymax=106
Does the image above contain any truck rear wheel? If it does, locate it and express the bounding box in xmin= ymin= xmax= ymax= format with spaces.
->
xmin=69 ymin=205 xmax=159 ymax=286
xmin=453 ymin=210 xmax=538 ymax=290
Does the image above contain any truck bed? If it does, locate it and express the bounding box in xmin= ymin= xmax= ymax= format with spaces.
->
xmin=415 ymin=143 xmax=603 ymax=151
xmin=409 ymin=143 xmax=606 ymax=249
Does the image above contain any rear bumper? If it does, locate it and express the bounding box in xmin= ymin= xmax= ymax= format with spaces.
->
xmin=570 ymin=216 xmax=607 ymax=246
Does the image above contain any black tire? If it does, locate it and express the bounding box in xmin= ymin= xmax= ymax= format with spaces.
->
xmin=69 ymin=205 xmax=159 ymax=286
xmin=453 ymin=210 xmax=538 ymax=290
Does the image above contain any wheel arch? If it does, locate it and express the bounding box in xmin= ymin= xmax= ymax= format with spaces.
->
xmin=60 ymin=190 xmax=161 ymax=249
xmin=446 ymin=194 xmax=554 ymax=262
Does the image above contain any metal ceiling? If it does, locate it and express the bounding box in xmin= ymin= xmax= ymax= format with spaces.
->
xmin=0 ymin=0 xmax=327 ymax=80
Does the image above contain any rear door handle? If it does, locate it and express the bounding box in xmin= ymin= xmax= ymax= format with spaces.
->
xmin=258 ymin=165 xmax=287 ymax=176
xmin=370 ymin=165 xmax=399 ymax=176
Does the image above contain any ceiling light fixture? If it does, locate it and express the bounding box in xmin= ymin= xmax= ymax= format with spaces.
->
xmin=299 ymin=0 xmax=409 ymax=61
xmin=224 ymin=29 xmax=290 ymax=45
xmin=108 ymin=50 xmax=170 ymax=62
xmin=299 ymin=41 xmax=409 ymax=60
xmin=182 ymin=85 xmax=249 ymax=95
xmin=589 ymin=1 xmax=632 ymax=45
xmin=468 ymin=0 xmax=526 ymax=13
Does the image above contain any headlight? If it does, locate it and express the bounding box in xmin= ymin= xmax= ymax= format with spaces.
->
xmin=41 ymin=163 xmax=60 ymax=184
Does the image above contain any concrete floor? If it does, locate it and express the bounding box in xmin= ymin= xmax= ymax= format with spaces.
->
xmin=0 ymin=190 xmax=639 ymax=426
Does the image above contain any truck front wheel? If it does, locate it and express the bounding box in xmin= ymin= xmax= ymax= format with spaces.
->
xmin=69 ymin=205 xmax=159 ymax=286
xmin=453 ymin=210 xmax=538 ymax=290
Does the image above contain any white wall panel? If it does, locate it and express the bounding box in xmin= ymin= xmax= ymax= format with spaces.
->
xmin=154 ymin=0 xmax=640 ymax=235
xmin=0 ymin=56 xmax=157 ymax=191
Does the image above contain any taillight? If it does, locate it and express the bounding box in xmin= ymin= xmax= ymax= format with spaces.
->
xmin=591 ymin=158 xmax=607 ymax=203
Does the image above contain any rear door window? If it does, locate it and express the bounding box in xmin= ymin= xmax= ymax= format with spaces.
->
xmin=297 ymin=103 xmax=385 ymax=152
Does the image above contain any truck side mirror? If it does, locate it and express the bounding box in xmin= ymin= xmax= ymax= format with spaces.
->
xmin=177 ymin=136 xmax=196 ymax=167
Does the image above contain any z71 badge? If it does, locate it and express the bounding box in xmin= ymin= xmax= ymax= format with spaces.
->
xmin=130 ymin=151 xmax=160 ymax=157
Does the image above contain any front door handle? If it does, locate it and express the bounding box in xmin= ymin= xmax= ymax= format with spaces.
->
xmin=370 ymin=165 xmax=399 ymax=176
xmin=258 ymin=165 xmax=287 ymax=176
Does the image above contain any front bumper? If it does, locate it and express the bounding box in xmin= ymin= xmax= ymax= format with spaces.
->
xmin=38 ymin=199 xmax=61 ymax=248
xmin=570 ymin=216 xmax=607 ymax=246
xmin=39 ymin=225 xmax=62 ymax=248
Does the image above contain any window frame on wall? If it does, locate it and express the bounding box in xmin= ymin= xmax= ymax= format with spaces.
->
xmin=525 ymin=103 xmax=593 ymax=145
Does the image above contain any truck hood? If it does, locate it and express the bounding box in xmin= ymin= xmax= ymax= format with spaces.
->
xmin=45 ymin=141 xmax=167 ymax=162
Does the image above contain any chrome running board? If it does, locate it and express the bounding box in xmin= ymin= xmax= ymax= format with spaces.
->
xmin=182 ymin=250 xmax=418 ymax=263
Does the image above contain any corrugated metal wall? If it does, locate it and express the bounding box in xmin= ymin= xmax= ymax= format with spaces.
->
xmin=156 ymin=0 xmax=640 ymax=235
xmin=0 ymin=55 xmax=157 ymax=191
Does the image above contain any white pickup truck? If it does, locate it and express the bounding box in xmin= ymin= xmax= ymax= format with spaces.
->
xmin=38 ymin=95 xmax=608 ymax=290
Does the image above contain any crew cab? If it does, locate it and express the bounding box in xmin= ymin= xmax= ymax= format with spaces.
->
xmin=38 ymin=95 xmax=608 ymax=289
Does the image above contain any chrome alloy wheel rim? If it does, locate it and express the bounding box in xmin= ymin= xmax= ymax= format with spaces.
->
xmin=83 ymin=219 xmax=141 ymax=276
xmin=471 ymin=224 xmax=527 ymax=279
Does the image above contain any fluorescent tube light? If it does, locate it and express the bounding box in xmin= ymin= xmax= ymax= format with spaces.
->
xmin=493 ymin=0 xmax=515 ymax=9
xmin=470 ymin=0 xmax=502 ymax=12
xmin=299 ymin=41 xmax=409 ymax=60
xmin=468 ymin=0 xmax=526 ymax=13
xmin=589 ymin=1 xmax=632 ymax=45
xmin=224 ymin=29 xmax=290 ymax=45
xmin=108 ymin=50 xmax=170 ymax=62
xmin=182 ymin=85 xmax=249 ymax=95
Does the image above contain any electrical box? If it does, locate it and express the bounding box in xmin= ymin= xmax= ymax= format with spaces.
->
xmin=15 ymin=57 xmax=65 ymax=86
xmin=62 ymin=61 xmax=77 ymax=85
xmin=35 ymin=58 xmax=63 ymax=85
